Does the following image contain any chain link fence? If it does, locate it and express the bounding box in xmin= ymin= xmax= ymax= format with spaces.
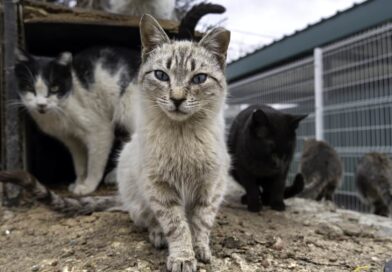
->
xmin=227 ymin=22 xmax=392 ymax=213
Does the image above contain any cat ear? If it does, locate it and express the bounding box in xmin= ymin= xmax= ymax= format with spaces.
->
xmin=15 ymin=48 xmax=32 ymax=63
xmin=290 ymin=114 xmax=308 ymax=129
xmin=252 ymin=109 xmax=269 ymax=125
xmin=199 ymin=27 xmax=230 ymax=68
xmin=56 ymin=52 xmax=72 ymax=66
xmin=139 ymin=14 xmax=170 ymax=61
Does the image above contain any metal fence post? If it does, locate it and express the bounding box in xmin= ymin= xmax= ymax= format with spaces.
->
xmin=314 ymin=48 xmax=324 ymax=140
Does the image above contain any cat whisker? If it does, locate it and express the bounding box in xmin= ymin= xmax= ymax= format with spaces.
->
xmin=7 ymin=99 xmax=24 ymax=107
xmin=19 ymin=63 xmax=36 ymax=83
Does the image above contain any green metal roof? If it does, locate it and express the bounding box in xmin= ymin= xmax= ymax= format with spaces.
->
xmin=227 ymin=0 xmax=392 ymax=83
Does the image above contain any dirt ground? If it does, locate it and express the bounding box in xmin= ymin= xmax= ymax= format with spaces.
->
xmin=0 ymin=185 xmax=391 ymax=272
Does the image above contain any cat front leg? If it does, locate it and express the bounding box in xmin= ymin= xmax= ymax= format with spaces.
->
xmin=265 ymin=175 xmax=286 ymax=211
xmin=189 ymin=184 xmax=224 ymax=263
xmin=147 ymin=181 xmax=196 ymax=272
xmin=62 ymin=137 xmax=87 ymax=192
xmin=237 ymin=170 xmax=262 ymax=212
xmin=72 ymin=130 xmax=114 ymax=195
xmin=148 ymin=216 xmax=167 ymax=249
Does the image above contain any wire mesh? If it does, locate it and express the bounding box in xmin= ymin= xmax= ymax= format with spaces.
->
xmin=227 ymin=57 xmax=315 ymax=186
xmin=322 ymin=22 xmax=392 ymax=212
xmin=227 ymin=22 xmax=392 ymax=213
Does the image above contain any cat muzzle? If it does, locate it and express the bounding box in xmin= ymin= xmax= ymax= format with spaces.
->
xmin=37 ymin=104 xmax=47 ymax=114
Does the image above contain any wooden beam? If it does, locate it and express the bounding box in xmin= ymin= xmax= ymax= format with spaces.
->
xmin=2 ymin=0 xmax=24 ymax=206
xmin=23 ymin=0 xmax=179 ymax=31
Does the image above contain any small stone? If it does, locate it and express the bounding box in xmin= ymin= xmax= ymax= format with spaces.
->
xmin=269 ymin=236 xmax=284 ymax=251
xmin=50 ymin=260 xmax=58 ymax=266
xmin=61 ymin=249 xmax=75 ymax=258
xmin=288 ymin=261 xmax=297 ymax=269
xmin=31 ymin=265 xmax=40 ymax=271
xmin=68 ymin=240 xmax=77 ymax=246
xmin=222 ymin=236 xmax=242 ymax=249
xmin=287 ymin=252 xmax=295 ymax=258
xmin=371 ymin=256 xmax=380 ymax=262
xmin=2 ymin=210 xmax=15 ymax=220
xmin=260 ymin=259 xmax=270 ymax=268
xmin=81 ymin=216 xmax=97 ymax=223
xmin=315 ymin=223 xmax=343 ymax=239
xmin=4 ymin=230 xmax=10 ymax=236
xmin=343 ymin=227 xmax=362 ymax=237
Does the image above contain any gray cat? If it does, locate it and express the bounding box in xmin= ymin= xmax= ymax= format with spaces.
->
xmin=298 ymin=139 xmax=343 ymax=201
xmin=356 ymin=152 xmax=392 ymax=217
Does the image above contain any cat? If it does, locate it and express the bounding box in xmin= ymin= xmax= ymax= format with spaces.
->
xmin=297 ymin=139 xmax=343 ymax=201
xmin=14 ymin=47 xmax=140 ymax=195
xmin=2 ymin=14 xmax=231 ymax=272
xmin=12 ymin=2 xmax=226 ymax=195
xmin=105 ymin=0 xmax=176 ymax=20
xmin=115 ymin=15 xmax=230 ymax=271
xmin=228 ymin=104 xmax=307 ymax=212
xmin=355 ymin=152 xmax=392 ymax=217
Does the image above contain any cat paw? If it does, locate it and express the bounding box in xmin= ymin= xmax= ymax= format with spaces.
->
xmin=167 ymin=254 xmax=197 ymax=272
xmin=270 ymin=201 xmax=286 ymax=211
xmin=241 ymin=194 xmax=247 ymax=204
xmin=247 ymin=203 xmax=262 ymax=212
xmin=148 ymin=228 xmax=167 ymax=249
xmin=71 ymin=183 xmax=96 ymax=195
xmin=68 ymin=183 xmax=76 ymax=192
xmin=194 ymin=244 xmax=211 ymax=263
xmin=103 ymin=169 xmax=117 ymax=186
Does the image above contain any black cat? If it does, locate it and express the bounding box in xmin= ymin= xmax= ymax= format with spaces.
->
xmin=228 ymin=104 xmax=307 ymax=212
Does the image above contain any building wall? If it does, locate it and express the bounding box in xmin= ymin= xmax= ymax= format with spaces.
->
xmin=227 ymin=22 xmax=392 ymax=213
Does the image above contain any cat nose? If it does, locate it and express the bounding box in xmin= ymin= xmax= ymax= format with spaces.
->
xmin=37 ymin=103 xmax=47 ymax=109
xmin=170 ymin=97 xmax=185 ymax=108
xmin=37 ymin=103 xmax=47 ymax=113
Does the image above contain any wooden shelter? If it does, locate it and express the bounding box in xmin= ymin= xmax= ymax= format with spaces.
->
xmin=0 ymin=0 xmax=180 ymax=204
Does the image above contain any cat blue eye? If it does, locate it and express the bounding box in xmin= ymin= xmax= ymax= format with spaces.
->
xmin=154 ymin=70 xmax=170 ymax=82
xmin=191 ymin=73 xmax=207 ymax=84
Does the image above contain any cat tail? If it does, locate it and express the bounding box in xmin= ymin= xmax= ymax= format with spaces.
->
xmin=297 ymin=174 xmax=325 ymax=200
xmin=177 ymin=3 xmax=226 ymax=40
xmin=0 ymin=170 xmax=120 ymax=216
xmin=284 ymin=173 xmax=305 ymax=199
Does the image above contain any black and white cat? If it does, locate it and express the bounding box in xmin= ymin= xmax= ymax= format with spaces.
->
xmin=14 ymin=47 xmax=139 ymax=195
xmin=228 ymin=104 xmax=307 ymax=212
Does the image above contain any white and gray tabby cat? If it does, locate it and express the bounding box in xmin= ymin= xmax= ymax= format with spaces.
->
xmin=14 ymin=47 xmax=139 ymax=195
xmin=4 ymin=14 xmax=231 ymax=272
xmin=116 ymin=14 xmax=230 ymax=271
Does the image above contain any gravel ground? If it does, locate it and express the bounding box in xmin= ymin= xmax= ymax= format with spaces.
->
xmin=0 ymin=185 xmax=391 ymax=272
